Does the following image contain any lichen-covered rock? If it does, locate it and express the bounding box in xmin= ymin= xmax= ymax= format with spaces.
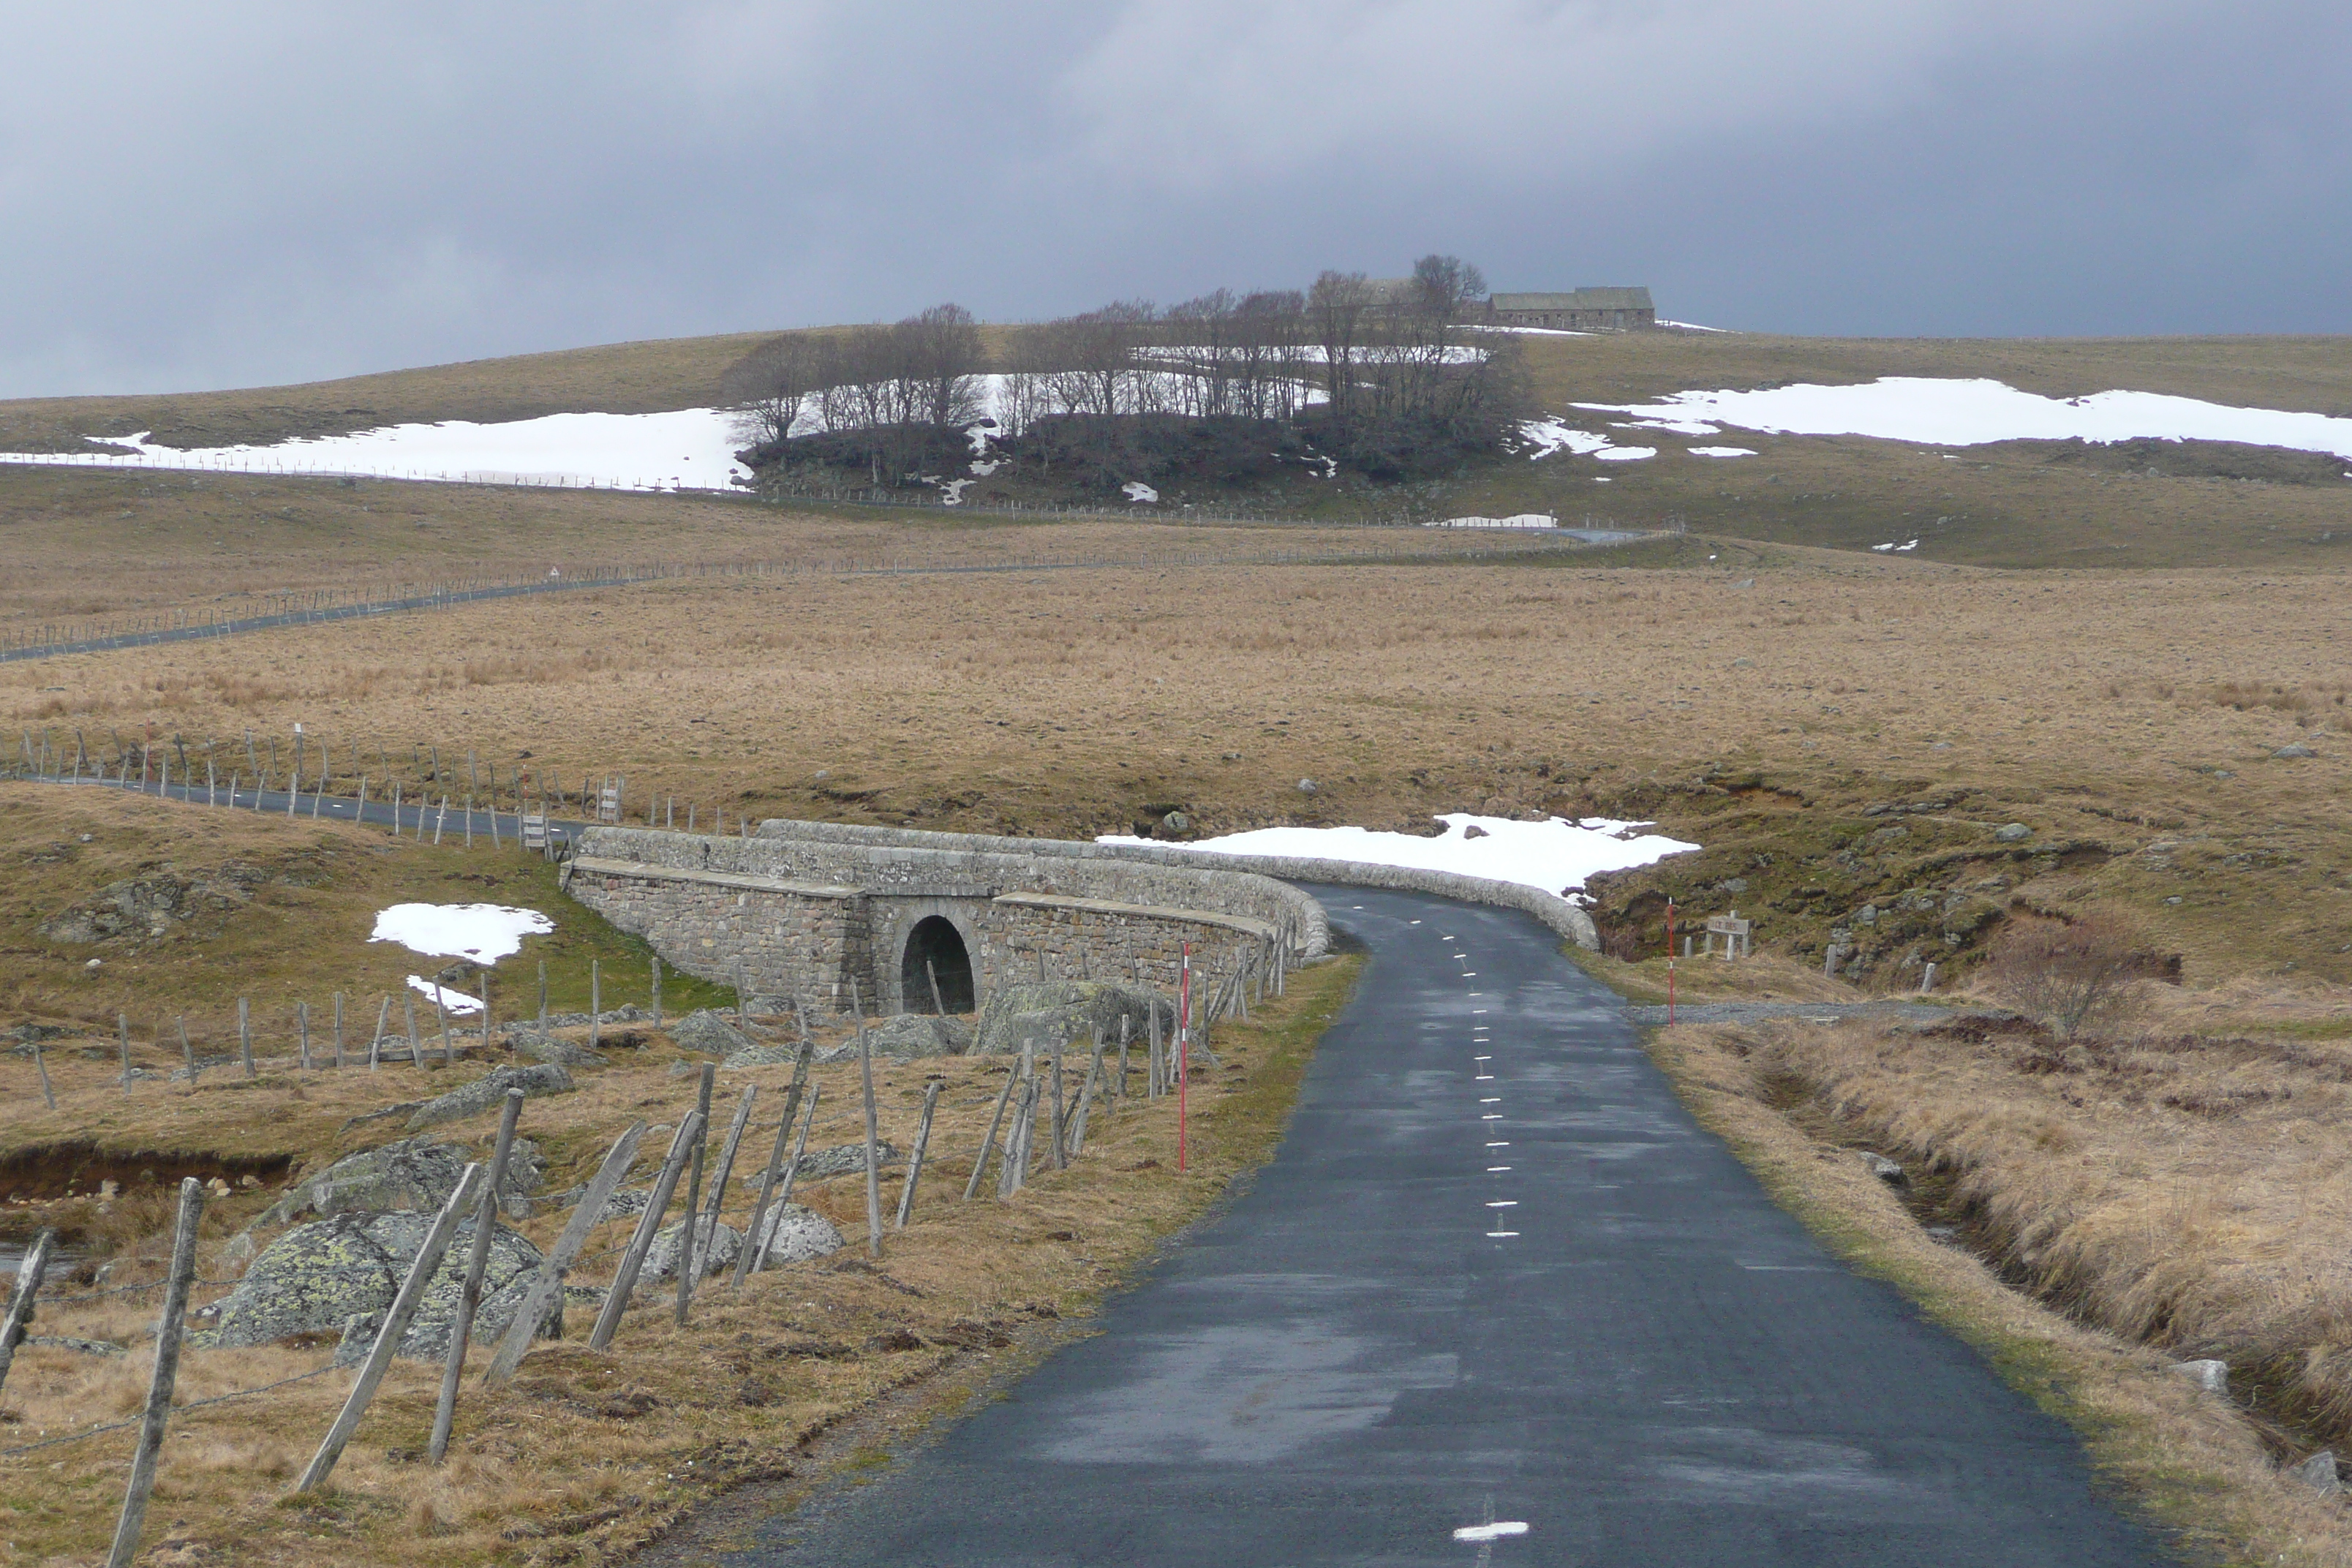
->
xmin=671 ymin=1009 xmax=753 ymax=1057
xmin=813 ymin=1013 xmax=971 ymax=1064
xmin=720 ymin=1042 xmax=806 ymax=1069
xmin=404 ymin=1063 xmax=576 ymax=1131
xmin=216 ymin=1211 xmax=552 ymax=1359
xmin=506 ymin=1031 xmax=606 ymax=1067
xmin=972 ymin=981 xmax=1173 ymax=1058
xmin=794 ymin=1141 xmax=900 ymax=1180
xmin=641 ymin=1215 xmax=742 ymax=1282
xmin=253 ymin=1135 xmax=546 ymax=1228
xmin=746 ymin=1203 xmax=845 ymax=1268
xmin=34 ymin=860 xmax=281 ymax=947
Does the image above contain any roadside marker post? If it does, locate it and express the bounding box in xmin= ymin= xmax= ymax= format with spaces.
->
xmin=1665 ymin=902 xmax=1677 ymax=1026
xmin=1177 ymin=943 xmax=1191 ymax=1173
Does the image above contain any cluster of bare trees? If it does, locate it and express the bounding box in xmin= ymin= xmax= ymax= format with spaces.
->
xmin=725 ymin=304 xmax=986 ymax=481
xmin=725 ymin=255 xmax=1526 ymax=490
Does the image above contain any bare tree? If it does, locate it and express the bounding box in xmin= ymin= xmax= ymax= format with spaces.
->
xmin=1409 ymin=254 xmax=1488 ymax=318
xmin=723 ymin=334 xmax=826 ymax=448
xmin=1308 ymin=271 xmax=1373 ymax=426
xmin=1986 ymin=913 xmax=2152 ymax=1039
xmin=894 ymin=304 xmax=987 ymax=429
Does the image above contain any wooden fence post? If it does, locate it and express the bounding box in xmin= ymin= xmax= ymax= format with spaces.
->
xmin=731 ymin=1042 xmax=814 ymax=1286
xmin=587 ymin=1112 xmax=702 ymax=1352
xmin=30 ymin=1034 xmax=56 ymax=1110
xmin=485 ymin=1121 xmax=647 ymax=1385
xmin=429 ymin=1090 xmax=524 ymax=1464
xmin=963 ymin=1059 xmax=1021 ymax=1200
xmin=649 ymin=956 xmax=661 ymax=1029
xmin=293 ymin=1165 xmax=483 ymax=1493
xmin=238 ymin=998 xmax=255 ymax=1079
xmin=746 ymin=1088 xmax=819 ymax=1275
xmin=589 ymin=960 xmax=600 ymax=1053
xmin=367 ymin=995 xmax=391 ymax=1070
xmin=894 ymin=1081 xmax=941 ymax=1230
xmin=118 ymin=1013 xmax=132 ymax=1097
xmin=1048 ymin=1038 xmax=1066 ymax=1170
xmin=178 ymin=1018 xmax=195 ymax=1090
xmin=333 ymin=992 xmax=345 ymax=1068
xmin=674 ymin=1065 xmax=715 ymax=1324
xmin=853 ymin=984 xmax=883 ymax=1256
xmin=102 ymin=1180 xmax=203 ymax=1568
xmin=403 ymin=991 xmax=421 ymax=1068
xmin=434 ymin=990 xmax=453 ymax=1066
xmin=682 ymin=1087 xmax=755 ymax=1319
xmin=0 ymin=1228 xmax=54 ymax=1401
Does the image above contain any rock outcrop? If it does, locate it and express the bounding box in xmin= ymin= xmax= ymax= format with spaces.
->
xmin=253 ymin=1135 xmax=546 ymax=1228
xmin=214 ymin=1211 xmax=553 ymax=1359
xmin=404 ymin=1063 xmax=576 ymax=1132
xmin=971 ymin=981 xmax=1172 ymax=1058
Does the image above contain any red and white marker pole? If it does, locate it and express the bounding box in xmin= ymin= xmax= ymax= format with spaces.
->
xmin=1177 ymin=942 xmax=1192 ymax=1173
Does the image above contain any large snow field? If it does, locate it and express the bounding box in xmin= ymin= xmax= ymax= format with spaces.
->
xmin=1098 ymin=813 xmax=1697 ymax=900
xmin=0 ymin=410 xmax=753 ymax=492
xmin=1578 ymin=377 xmax=2352 ymax=461
xmin=371 ymin=902 xmax=552 ymax=964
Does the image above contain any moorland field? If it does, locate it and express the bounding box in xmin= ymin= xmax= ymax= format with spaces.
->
xmin=2 ymin=325 xmax=2351 ymax=1566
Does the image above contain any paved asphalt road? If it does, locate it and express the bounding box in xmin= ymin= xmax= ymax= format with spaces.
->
xmin=728 ymin=886 xmax=2166 ymax=1567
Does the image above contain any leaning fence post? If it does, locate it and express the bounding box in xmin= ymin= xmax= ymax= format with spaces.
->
xmin=238 ymin=998 xmax=255 ymax=1078
xmin=674 ymin=1065 xmax=715 ymax=1324
xmin=0 ymin=1228 xmax=55 ymax=1401
xmin=682 ymin=1086 xmax=755 ymax=1320
xmin=732 ymin=1041 xmax=814 ymax=1286
xmin=894 ymin=1081 xmax=941 ymax=1230
xmin=367 ymin=995 xmax=391 ymax=1070
xmin=429 ymin=1090 xmax=524 ymax=1465
xmin=964 ymin=1057 xmax=1021 ymax=1200
xmin=103 ymin=1180 xmax=203 ymax=1568
xmin=333 ymin=992 xmax=345 ymax=1068
xmin=30 ymin=1033 xmax=56 ymax=1110
xmin=484 ymin=1121 xmax=647 ymax=1386
xmin=293 ymin=1164 xmax=483 ymax=1493
xmin=588 ymin=1112 xmax=702 ymax=1352
xmin=118 ymin=1012 xmax=132 ymax=1097
xmin=403 ymin=990 xmax=421 ymax=1068
xmin=853 ymin=983 xmax=883 ymax=1256
xmin=748 ymin=1088 xmax=820 ymax=1275
xmin=177 ymin=1017 xmax=196 ymax=1090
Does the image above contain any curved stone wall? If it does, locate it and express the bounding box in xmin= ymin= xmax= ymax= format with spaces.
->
xmin=568 ymin=823 xmax=1323 ymax=1014
xmin=749 ymin=819 xmax=1599 ymax=952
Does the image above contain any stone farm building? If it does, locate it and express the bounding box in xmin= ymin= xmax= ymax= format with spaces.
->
xmin=1484 ymin=287 xmax=1656 ymax=331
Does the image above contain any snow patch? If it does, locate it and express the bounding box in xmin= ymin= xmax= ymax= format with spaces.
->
xmin=1618 ymin=418 xmax=1720 ymax=436
xmin=1594 ymin=445 xmax=1657 ymax=463
xmin=1425 ymin=513 xmax=1556 ymax=529
xmin=371 ymin=903 xmax=551 ymax=964
xmin=1872 ymin=539 xmax=1921 ymax=553
xmin=1657 ymin=320 xmax=1730 ymax=333
xmin=406 ymin=975 xmax=483 ymax=1016
xmin=1580 ymin=377 xmax=2352 ymax=461
xmin=1687 ymin=446 xmax=1757 ymax=459
xmin=1122 ymin=481 xmax=1159 ymax=503
xmin=1514 ymin=420 xmax=1614 ymax=460
xmin=940 ymin=478 xmax=974 ymax=503
xmin=5 ymin=411 xmax=754 ymax=492
xmin=968 ymin=459 xmax=1001 ymax=476
xmin=1098 ymin=813 xmax=1697 ymax=899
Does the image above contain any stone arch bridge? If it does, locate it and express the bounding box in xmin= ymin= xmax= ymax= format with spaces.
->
xmin=565 ymin=820 xmax=1328 ymax=1015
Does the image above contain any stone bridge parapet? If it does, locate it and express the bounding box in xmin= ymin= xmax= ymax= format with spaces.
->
xmin=566 ymin=821 xmax=1324 ymax=1016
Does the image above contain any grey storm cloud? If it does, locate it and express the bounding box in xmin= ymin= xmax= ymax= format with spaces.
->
xmin=4 ymin=0 xmax=2345 ymax=397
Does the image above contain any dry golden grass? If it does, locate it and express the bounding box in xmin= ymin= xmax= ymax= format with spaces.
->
xmin=0 ymin=932 xmax=1359 ymax=1567
xmin=1648 ymin=1014 xmax=2352 ymax=1567
xmin=6 ymin=535 xmax=2345 ymax=984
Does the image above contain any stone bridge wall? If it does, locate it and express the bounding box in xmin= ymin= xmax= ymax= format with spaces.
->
xmin=567 ymin=823 xmax=1323 ymax=1015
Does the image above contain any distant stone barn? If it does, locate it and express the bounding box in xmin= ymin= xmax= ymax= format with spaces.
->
xmin=1485 ymin=287 xmax=1656 ymax=332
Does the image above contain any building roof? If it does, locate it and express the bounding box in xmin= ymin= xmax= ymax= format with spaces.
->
xmin=1490 ymin=287 xmax=1654 ymax=312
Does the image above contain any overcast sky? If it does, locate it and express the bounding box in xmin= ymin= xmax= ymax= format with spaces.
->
xmin=5 ymin=1 xmax=2345 ymax=398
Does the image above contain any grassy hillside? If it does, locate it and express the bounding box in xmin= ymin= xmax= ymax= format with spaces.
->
xmin=3 ymin=326 xmax=2347 ymax=570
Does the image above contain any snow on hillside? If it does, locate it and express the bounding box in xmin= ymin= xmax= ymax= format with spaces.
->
xmin=1579 ymin=377 xmax=2352 ymax=460
xmin=1100 ymin=813 xmax=1697 ymax=900
xmin=0 ymin=410 xmax=751 ymax=492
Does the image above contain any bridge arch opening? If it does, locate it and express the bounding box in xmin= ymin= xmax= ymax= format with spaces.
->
xmin=902 ymin=916 xmax=976 ymax=1014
